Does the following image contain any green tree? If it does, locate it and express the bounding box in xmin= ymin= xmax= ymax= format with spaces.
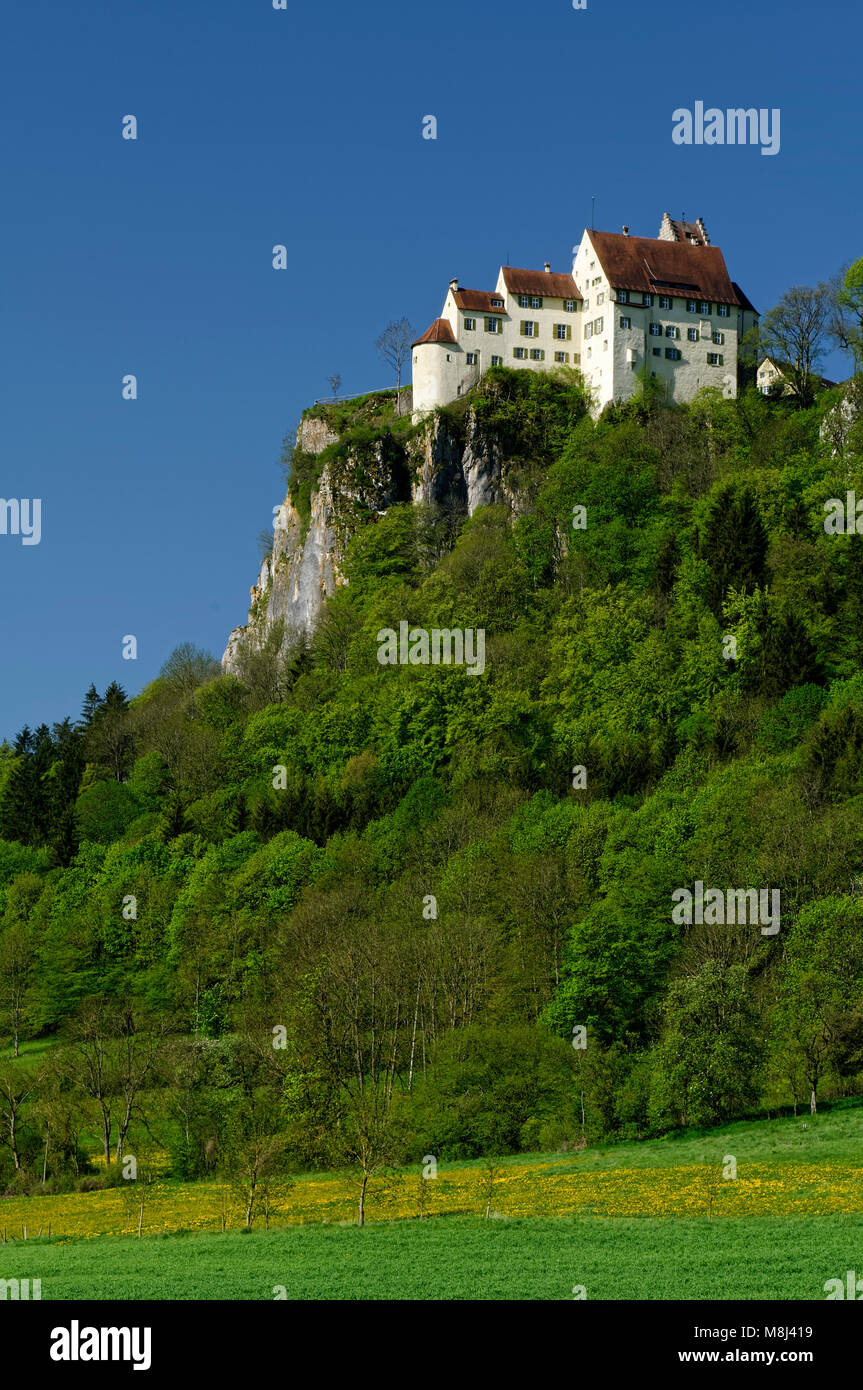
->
xmin=700 ymin=483 xmax=769 ymax=616
xmin=771 ymin=898 xmax=863 ymax=1115
xmin=651 ymin=961 xmax=762 ymax=1128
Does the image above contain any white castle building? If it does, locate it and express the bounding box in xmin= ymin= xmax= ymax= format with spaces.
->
xmin=412 ymin=213 xmax=759 ymax=415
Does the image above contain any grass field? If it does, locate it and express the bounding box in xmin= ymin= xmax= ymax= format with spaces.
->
xmin=2 ymin=1104 xmax=861 ymax=1299
xmin=1 ymin=1215 xmax=861 ymax=1300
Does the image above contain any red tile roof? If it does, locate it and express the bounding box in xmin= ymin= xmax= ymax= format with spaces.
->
xmin=588 ymin=230 xmax=740 ymax=305
xmin=413 ymin=318 xmax=457 ymax=347
xmin=501 ymin=266 xmax=582 ymax=300
xmin=453 ymin=289 xmax=506 ymax=313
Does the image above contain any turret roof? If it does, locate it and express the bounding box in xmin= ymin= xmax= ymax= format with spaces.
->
xmin=413 ymin=318 xmax=457 ymax=347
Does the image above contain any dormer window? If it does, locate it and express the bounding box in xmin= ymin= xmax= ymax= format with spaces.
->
xmin=491 ymin=298 xmax=504 ymax=308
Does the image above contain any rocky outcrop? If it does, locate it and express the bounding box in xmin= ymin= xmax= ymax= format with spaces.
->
xmin=820 ymin=377 xmax=863 ymax=457
xmin=222 ymin=401 xmax=510 ymax=674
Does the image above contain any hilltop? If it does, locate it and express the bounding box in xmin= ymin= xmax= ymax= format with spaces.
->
xmin=1 ymin=367 xmax=863 ymax=1208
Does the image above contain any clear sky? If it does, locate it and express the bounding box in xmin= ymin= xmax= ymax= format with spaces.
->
xmin=2 ymin=0 xmax=860 ymax=741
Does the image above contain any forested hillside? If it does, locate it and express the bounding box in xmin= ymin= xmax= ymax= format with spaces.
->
xmin=2 ymin=368 xmax=863 ymax=1206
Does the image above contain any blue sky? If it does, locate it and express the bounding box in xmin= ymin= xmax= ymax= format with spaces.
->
xmin=2 ymin=0 xmax=860 ymax=740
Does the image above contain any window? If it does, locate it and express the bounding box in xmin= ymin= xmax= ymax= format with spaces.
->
xmin=666 ymin=347 xmax=682 ymax=361
xmin=688 ymin=327 xmax=699 ymax=342
xmin=707 ymin=352 xmax=724 ymax=366
xmin=718 ymin=303 xmax=729 ymax=318
xmin=564 ymin=299 xmax=576 ymax=312
xmin=620 ymin=316 xmax=632 ymax=329
xmin=583 ymin=298 xmax=590 ymax=310
xmin=518 ymin=294 xmax=530 ymax=308
xmin=491 ymin=354 xmax=503 ymax=366
xmin=446 ymin=354 xmax=452 ymax=361
xmin=649 ymin=322 xmax=662 ymax=336
xmin=643 ymin=293 xmax=654 ymax=307
xmin=585 ymin=323 xmax=593 ymax=339
xmin=514 ymin=347 xmax=527 ymax=360
xmin=573 ymin=353 xmax=581 ymax=364
xmin=594 ymin=316 xmax=603 ymax=333
xmin=554 ymin=351 xmax=569 ymax=363
xmin=652 ymin=347 xmax=661 ymax=357
xmin=530 ymin=348 xmax=544 ymax=361
xmin=485 ymin=317 xmax=501 ymax=333
xmin=687 ymin=299 xmax=698 ymax=313
xmin=618 ymin=289 xmax=629 ymax=304
xmin=464 ymin=317 xmax=475 ymax=331
xmin=699 ymin=301 xmax=709 ymax=315
xmin=466 ymin=352 xmax=477 ymax=365
xmin=521 ymin=320 xmax=538 ymax=337
xmin=713 ymin=331 xmax=725 ymax=345
xmin=554 ymin=323 xmax=572 ymax=340
xmin=665 ymin=325 xmax=679 ymax=338
xmin=597 ymin=292 xmax=605 ymax=305
xmin=592 ymin=277 xmax=602 ymax=287
xmin=530 ymin=295 xmax=543 ymax=309
xmin=659 ymin=295 xmax=672 ymax=309
xmin=491 ymin=298 xmax=504 ymax=308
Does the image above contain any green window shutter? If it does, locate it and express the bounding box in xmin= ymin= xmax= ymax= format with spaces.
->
xmin=534 ymin=322 xmax=539 ymax=336
xmin=520 ymin=320 xmax=526 ymax=335
xmin=567 ymin=324 xmax=572 ymax=341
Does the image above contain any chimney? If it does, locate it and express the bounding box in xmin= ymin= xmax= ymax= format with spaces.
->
xmin=544 ymin=261 xmax=551 ymax=273
xmin=622 ymin=225 xmax=629 ymax=236
xmin=449 ymin=277 xmax=458 ymax=292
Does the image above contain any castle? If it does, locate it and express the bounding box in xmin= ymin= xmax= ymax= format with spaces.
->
xmin=412 ymin=213 xmax=759 ymax=415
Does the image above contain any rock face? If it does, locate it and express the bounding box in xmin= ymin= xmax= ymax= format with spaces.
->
xmin=820 ymin=377 xmax=863 ymax=457
xmin=406 ymin=410 xmax=504 ymax=514
xmin=222 ymin=402 xmax=508 ymax=674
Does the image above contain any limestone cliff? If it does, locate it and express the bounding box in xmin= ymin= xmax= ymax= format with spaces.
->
xmin=221 ymin=393 xmax=511 ymax=674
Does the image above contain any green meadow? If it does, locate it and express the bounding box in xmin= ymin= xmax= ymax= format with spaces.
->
xmin=2 ymin=1214 xmax=860 ymax=1301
